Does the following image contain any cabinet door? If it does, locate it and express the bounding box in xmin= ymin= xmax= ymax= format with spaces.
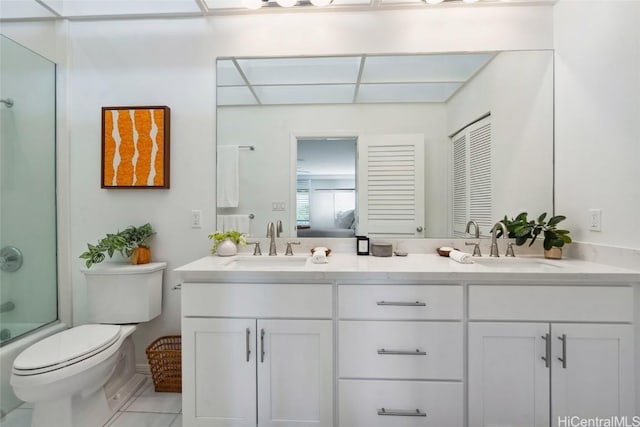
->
xmin=183 ymin=318 xmax=257 ymax=427
xmin=257 ymin=319 xmax=333 ymax=427
xmin=468 ymin=322 xmax=550 ymax=427
xmin=551 ymin=323 xmax=634 ymax=425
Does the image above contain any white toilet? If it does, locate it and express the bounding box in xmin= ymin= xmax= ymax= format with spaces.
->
xmin=10 ymin=262 xmax=166 ymax=427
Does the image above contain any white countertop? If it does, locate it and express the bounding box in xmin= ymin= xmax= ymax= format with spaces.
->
xmin=175 ymin=253 xmax=640 ymax=284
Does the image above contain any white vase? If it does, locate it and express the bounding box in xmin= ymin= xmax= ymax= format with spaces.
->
xmin=217 ymin=238 xmax=237 ymax=257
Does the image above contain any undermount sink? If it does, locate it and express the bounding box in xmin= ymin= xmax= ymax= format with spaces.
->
xmin=224 ymin=256 xmax=310 ymax=269
xmin=472 ymin=257 xmax=562 ymax=270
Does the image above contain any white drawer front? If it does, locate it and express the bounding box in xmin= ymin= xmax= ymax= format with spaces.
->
xmin=182 ymin=283 xmax=332 ymax=318
xmin=469 ymin=285 xmax=634 ymax=322
xmin=339 ymin=380 xmax=463 ymax=427
xmin=339 ymin=321 xmax=462 ymax=380
xmin=339 ymin=285 xmax=462 ymax=320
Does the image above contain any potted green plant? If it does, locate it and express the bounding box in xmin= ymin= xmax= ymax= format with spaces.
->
xmin=208 ymin=230 xmax=246 ymax=256
xmin=80 ymin=223 xmax=156 ymax=268
xmin=501 ymin=212 xmax=572 ymax=259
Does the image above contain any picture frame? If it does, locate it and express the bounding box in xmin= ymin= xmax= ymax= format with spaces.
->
xmin=101 ymin=105 xmax=170 ymax=189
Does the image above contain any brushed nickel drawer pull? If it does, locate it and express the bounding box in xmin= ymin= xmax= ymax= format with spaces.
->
xmin=557 ymin=334 xmax=567 ymax=368
xmin=377 ymin=348 xmax=427 ymax=356
xmin=245 ymin=328 xmax=251 ymax=362
xmin=376 ymin=301 xmax=426 ymax=307
xmin=541 ymin=333 xmax=551 ymax=368
xmin=377 ymin=408 xmax=427 ymax=417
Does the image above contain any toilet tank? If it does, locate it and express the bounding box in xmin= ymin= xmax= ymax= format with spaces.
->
xmin=82 ymin=262 xmax=167 ymax=324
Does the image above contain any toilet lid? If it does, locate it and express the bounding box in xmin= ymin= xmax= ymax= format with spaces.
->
xmin=13 ymin=324 xmax=122 ymax=373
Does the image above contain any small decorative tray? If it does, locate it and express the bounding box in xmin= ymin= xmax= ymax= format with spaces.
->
xmin=436 ymin=246 xmax=458 ymax=257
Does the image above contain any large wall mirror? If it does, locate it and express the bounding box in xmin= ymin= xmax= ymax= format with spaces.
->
xmin=216 ymin=50 xmax=553 ymax=239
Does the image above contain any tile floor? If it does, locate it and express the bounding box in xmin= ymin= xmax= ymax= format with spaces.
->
xmin=0 ymin=376 xmax=182 ymax=427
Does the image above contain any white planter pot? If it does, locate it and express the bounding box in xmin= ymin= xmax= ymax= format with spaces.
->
xmin=217 ymin=239 xmax=238 ymax=257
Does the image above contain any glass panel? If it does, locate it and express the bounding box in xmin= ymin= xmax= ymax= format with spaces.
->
xmin=0 ymin=34 xmax=57 ymax=347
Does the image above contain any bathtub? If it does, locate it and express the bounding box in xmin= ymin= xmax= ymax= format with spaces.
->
xmin=0 ymin=322 xmax=67 ymax=417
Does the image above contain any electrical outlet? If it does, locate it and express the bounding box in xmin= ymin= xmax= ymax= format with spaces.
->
xmin=588 ymin=209 xmax=601 ymax=232
xmin=272 ymin=201 xmax=286 ymax=211
xmin=191 ymin=210 xmax=202 ymax=228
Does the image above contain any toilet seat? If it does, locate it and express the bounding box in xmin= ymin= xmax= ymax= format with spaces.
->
xmin=13 ymin=324 xmax=122 ymax=376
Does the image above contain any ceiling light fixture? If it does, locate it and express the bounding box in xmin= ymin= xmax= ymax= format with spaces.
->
xmin=462 ymin=0 xmax=480 ymax=3
xmin=276 ymin=0 xmax=298 ymax=7
xmin=242 ymin=0 xmax=265 ymax=9
xmin=310 ymin=0 xmax=333 ymax=6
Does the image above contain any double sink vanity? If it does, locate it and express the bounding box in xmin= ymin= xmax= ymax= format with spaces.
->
xmin=176 ymin=249 xmax=639 ymax=427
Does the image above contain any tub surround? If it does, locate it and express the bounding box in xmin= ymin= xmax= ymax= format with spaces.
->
xmin=177 ymin=251 xmax=639 ymax=426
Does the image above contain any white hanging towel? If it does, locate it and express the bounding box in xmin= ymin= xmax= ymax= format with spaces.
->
xmin=217 ymin=145 xmax=240 ymax=208
xmin=221 ymin=215 xmax=251 ymax=235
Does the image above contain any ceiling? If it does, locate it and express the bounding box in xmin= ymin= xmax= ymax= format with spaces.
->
xmin=217 ymin=53 xmax=496 ymax=106
xmin=0 ymin=0 xmax=554 ymax=20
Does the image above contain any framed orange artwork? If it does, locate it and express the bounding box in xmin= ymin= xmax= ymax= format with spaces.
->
xmin=101 ymin=106 xmax=170 ymax=189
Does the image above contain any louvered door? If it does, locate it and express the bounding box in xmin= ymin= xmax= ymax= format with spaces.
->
xmin=452 ymin=134 xmax=467 ymax=238
xmin=469 ymin=122 xmax=492 ymax=234
xmin=451 ymin=117 xmax=492 ymax=237
xmin=357 ymin=134 xmax=425 ymax=237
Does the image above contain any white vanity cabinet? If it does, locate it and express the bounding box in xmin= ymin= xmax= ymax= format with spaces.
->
xmin=468 ymin=285 xmax=635 ymax=427
xmin=338 ymin=284 xmax=464 ymax=427
xmin=182 ymin=283 xmax=334 ymax=427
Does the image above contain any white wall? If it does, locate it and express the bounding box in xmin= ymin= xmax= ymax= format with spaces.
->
xmin=447 ymin=50 xmax=554 ymax=225
xmin=67 ymin=18 xmax=216 ymax=362
xmin=55 ymin=5 xmax=553 ymax=364
xmin=0 ymin=21 xmax=59 ymax=62
xmin=554 ymin=0 xmax=640 ymax=249
xmin=218 ymin=103 xmax=450 ymax=237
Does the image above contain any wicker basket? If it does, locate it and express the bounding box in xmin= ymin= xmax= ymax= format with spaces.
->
xmin=145 ymin=335 xmax=182 ymax=392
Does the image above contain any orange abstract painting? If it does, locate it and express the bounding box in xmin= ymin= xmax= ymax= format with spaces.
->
xmin=101 ymin=106 xmax=170 ymax=189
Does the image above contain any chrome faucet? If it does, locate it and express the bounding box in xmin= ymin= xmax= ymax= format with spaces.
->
xmin=266 ymin=222 xmax=277 ymax=256
xmin=276 ymin=220 xmax=283 ymax=237
xmin=489 ymin=221 xmax=508 ymax=257
xmin=464 ymin=220 xmax=482 ymax=257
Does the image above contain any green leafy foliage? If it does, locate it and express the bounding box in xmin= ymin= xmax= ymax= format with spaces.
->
xmin=500 ymin=212 xmax=572 ymax=251
xmin=79 ymin=223 xmax=155 ymax=268
xmin=208 ymin=230 xmax=247 ymax=254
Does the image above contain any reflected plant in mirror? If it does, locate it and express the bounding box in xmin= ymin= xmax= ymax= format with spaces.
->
xmin=216 ymin=50 xmax=554 ymax=238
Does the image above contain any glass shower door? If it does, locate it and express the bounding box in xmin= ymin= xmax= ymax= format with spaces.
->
xmin=0 ymin=34 xmax=57 ymax=345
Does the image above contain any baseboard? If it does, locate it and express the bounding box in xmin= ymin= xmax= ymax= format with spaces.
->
xmin=136 ymin=363 xmax=151 ymax=375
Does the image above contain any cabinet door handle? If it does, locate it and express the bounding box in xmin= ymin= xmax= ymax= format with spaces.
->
xmin=377 ymin=408 xmax=427 ymax=417
xmin=245 ymin=328 xmax=251 ymax=362
xmin=376 ymin=301 xmax=426 ymax=307
xmin=260 ymin=328 xmax=265 ymax=363
xmin=557 ymin=334 xmax=567 ymax=368
xmin=377 ymin=348 xmax=427 ymax=356
xmin=541 ymin=333 xmax=551 ymax=368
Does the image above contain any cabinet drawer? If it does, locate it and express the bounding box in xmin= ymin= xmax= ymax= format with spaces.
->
xmin=469 ymin=285 xmax=633 ymax=322
xmin=182 ymin=283 xmax=332 ymax=318
xmin=339 ymin=379 xmax=463 ymax=427
xmin=339 ymin=321 xmax=462 ymax=380
xmin=339 ymin=285 xmax=462 ymax=320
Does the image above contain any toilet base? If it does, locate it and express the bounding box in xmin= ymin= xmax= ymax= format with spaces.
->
xmin=29 ymin=373 xmax=146 ymax=427
xmin=20 ymin=332 xmax=145 ymax=427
